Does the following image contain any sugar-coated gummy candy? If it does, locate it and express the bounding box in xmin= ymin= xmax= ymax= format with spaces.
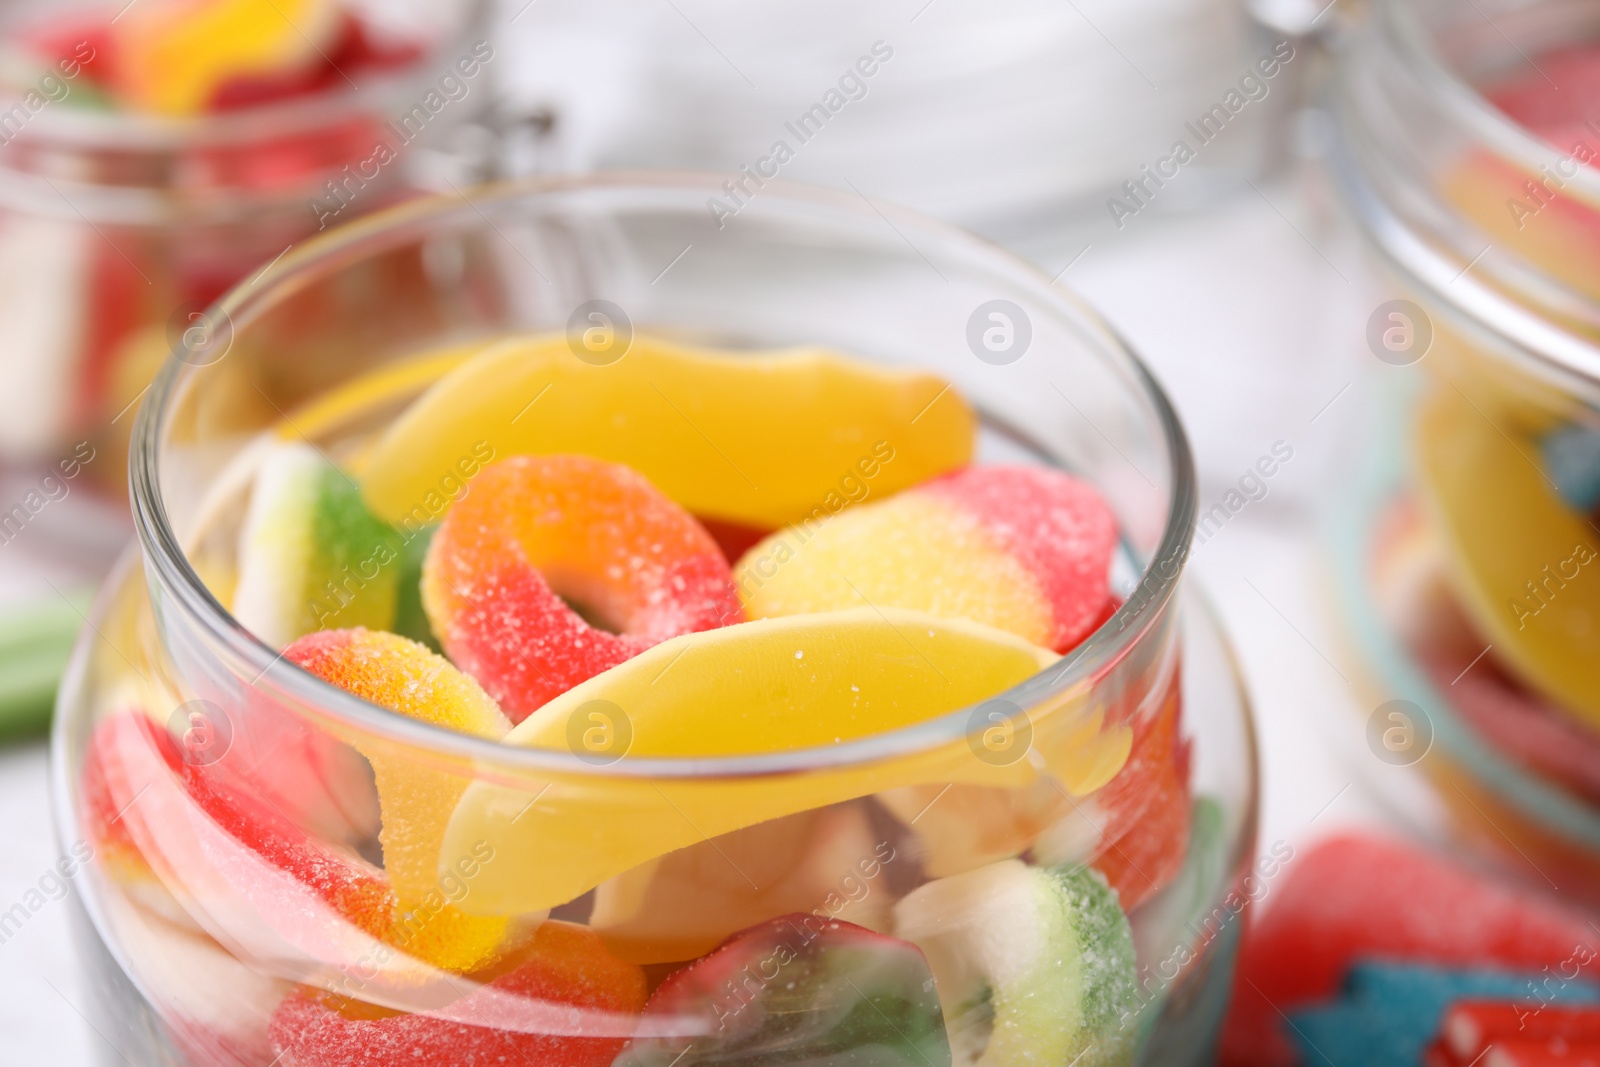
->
xmin=616 ymin=915 xmax=951 ymax=1067
xmin=422 ymin=454 xmax=743 ymax=722
xmin=1287 ymin=961 xmax=1600 ymax=1067
xmin=84 ymin=711 xmax=172 ymax=881
xmin=1080 ymin=675 xmax=1191 ymax=910
xmin=443 ymin=608 xmax=1063 ymax=916
xmin=86 ymin=706 xmax=461 ymax=976
xmin=190 ymin=721 xmax=523 ymax=974
xmin=1441 ymin=1001 xmax=1600 ymax=1062
xmin=589 ymin=803 xmax=892 ymax=964
xmin=103 ymin=888 xmax=291 ymax=1067
xmin=875 ymin=666 xmax=1164 ymax=886
xmin=287 ymin=629 xmax=514 ymax=973
xmin=879 ymin=778 xmax=1077 ymax=881
xmin=1220 ymin=834 xmax=1600 ymax=1067
xmin=83 ymin=710 xmax=215 ymax=931
xmin=360 ymin=334 xmax=975 ymax=532
xmin=269 ymin=919 xmax=647 ymax=1067
xmin=736 ymin=466 xmax=1117 ymax=654
xmin=233 ymin=442 xmax=403 ymax=649
xmin=893 ymin=859 xmax=1139 ymax=1067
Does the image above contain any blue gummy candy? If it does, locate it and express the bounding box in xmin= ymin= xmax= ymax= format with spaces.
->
xmin=1542 ymin=422 xmax=1600 ymax=513
xmin=1285 ymin=959 xmax=1600 ymax=1066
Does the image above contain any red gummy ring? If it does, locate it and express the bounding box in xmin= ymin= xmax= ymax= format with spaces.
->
xmin=422 ymin=455 xmax=743 ymax=723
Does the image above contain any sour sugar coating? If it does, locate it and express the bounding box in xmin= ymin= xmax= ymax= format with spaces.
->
xmin=286 ymin=629 xmax=514 ymax=973
xmin=737 ymin=466 xmax=1117 ymax=654
xmin=893 ymin=860 xmax=1139 ymax=1067
xmin=232 ymin=442 xmax=403 ymax=649
xmin=617 ymin=915 xmax=950 ymax=1067
xmin=422 ymin=455 xmax=743 ymax=722
xmin=269 ymin=920 xmax=647 ymax=1067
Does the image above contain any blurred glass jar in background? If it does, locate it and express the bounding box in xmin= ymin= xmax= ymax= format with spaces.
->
xmin=1329 ymin=0 xmax=1600 ymax=902
xmin=503 ymin=0 xmax=1305 ymax=243
xmin=0 ymin=0 xmax=487 ymax=476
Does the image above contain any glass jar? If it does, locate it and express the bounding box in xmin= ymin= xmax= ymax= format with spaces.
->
xmin=1328 ymin=0 xmax=1600 ymax=900
xmin=53 ymin=174 xmax=1258 ymax=1066
xmin=0 ymin=0 xmax=486 ymax=471
xmin=507 ymin=0 xmax=1296 ymax=243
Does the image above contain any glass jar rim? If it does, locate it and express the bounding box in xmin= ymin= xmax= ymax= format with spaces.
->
xmin=128 ymin=171 xmax=1199 ymax=779
xmin=1331 ymin=0 xmax=1600 ymax=393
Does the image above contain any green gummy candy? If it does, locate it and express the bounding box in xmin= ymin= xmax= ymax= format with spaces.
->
xmin=893 ymin=860 xmax=1140 ymax=1067
xmin=390 ymin=524 xmax=441 ymax=652
xmin=1049 ymin=864 xmax=1140 ymax=1067
xmin=232 ymin=443 xmax=403 ymax=647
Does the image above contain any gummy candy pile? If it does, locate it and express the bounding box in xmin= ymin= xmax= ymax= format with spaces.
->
xmin=10 ymin=0 xmax=421 ymax=117
xmin=84 ymin=335 xmax=1195 ymax=1066
xmin=1221 ymin=834 xmax=1600 ymax=1067
xmin=1374 ymin=47 xmax=1600 ymax=806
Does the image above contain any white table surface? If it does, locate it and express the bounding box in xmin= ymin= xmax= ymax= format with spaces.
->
xmin=0 ymin=160 xmax=1403 ymax=1062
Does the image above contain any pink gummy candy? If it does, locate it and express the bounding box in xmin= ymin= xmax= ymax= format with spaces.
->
xmin=917 ymin=466 xmax=1119 ymax=652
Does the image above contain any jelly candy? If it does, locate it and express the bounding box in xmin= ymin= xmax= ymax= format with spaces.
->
xmin=88 ymin=707 xmax=422 ymax=970
xmin=736 ymin=466 xmax=1117 ymax=653
xmin=589 ymin=803 xmax=892 ymax=964
xmin=179 ymin=727 xmax=528 ymax=988
xmin=1220 ymin=834 xmax=1600 ymax=1067
xmin=286 ymin=629 xmax=514 ymax=972
xmin=233 ymin=442 xmax=402 ymax=649
xmin=1415 ymin=386 xmax=1600 ymax=728
xmin=492 ymin=607 xmax=1053 ymax=759
xmin=207 ymin=12 xmax=422 ymax=110
xmin=268 ymin=919 xmax=647 ymax=1067
xmin=1079 ymin=676 xmax=1191 ymax=910
xmin=887 ymin=669 xmax=1184 ymax=904
xmin=181 ymin=746 xmax=395 ymax=941
xmin=1287 ymin=961 xmax=1600 ymax=1067
xmin=84 ymin=711 xmax=172 ymax=878
xmin=1411 ymin=584 xmax=1600 ymax=804
xmin=1439 ymin=1001 xmax=1600 ymax=1063
xmin=1541 ymin=422 xmax=1600 ymax=515
xmin=893 ymin=860 xmax=1139 ymax=1067
xmin=83 ymin=710 xmax=200 ymax=929
xmin=1444 ymin=54 xmax=1600 ymax=306
xmin=359 ymin=334 xmax=975 ymax=532
xmin=616 ymin=915 xmax=950 ymax=1067
xmin=421 ymin=455 xmax=743 ymax=723
xmin=1441 ymin=1037 xmax=1600 ymax=1066
xmin=113 ymin=0 xmax=339 ymax=115
xmin=105 ymin=889 xmax=291 ymax=1067
xmin=444 ymin=607 xmax=1077 ymax=915
xmin=879 ymin=778 xmax=1078 ymax=881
